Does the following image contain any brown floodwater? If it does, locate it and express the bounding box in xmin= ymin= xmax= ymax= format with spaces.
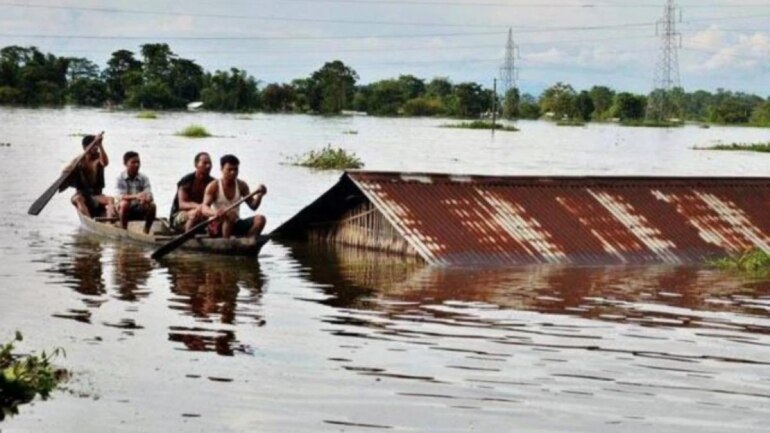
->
xmin=1 ymin=107 xmax=770 ymax=432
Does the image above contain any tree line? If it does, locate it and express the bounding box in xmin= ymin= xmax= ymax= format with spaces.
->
xmin=1 ymin=44 xmax=768 ymax=126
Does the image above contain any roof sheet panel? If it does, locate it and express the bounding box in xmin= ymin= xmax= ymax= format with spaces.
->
xmin=348 ymin=171 xmax=770 ymax=266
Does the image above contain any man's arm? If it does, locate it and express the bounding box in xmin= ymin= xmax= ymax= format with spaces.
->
xmin=177 ymin=185 xmax=197 ymax=211
xmin=97 ymin=139 xmax=109 ymax=167
xmin=140 ymin=175 xmax=153 ymax=202
xmin=200 ymin=181 xmax=218 ymax=217
xmin=240 ymin=181 xmax=265 ymax=211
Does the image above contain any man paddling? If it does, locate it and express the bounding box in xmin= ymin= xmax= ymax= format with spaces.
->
xmin=202 ymin=154 xmax=266 ymax=238
xmin=170 ymin=152 xmax=214 ymax=232
xmin=115 ymin=151 xmax=156 ymax=234
xmin=69 ymin=134 xmax=115 ymax=218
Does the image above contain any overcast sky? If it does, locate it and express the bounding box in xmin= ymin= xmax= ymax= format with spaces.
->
xmin=1 ymin=0 xmax=768 ymax=95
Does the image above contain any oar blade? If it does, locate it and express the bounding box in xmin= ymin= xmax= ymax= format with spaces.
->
xmin=28 ymin=172 xmax=70 ymax=215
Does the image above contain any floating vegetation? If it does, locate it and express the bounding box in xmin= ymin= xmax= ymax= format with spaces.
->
xmin=1 ymin=332 xmax=68 ymax=421
xmin=556 ymin=120 xmax=586 ymax=127
xmin=237 ymin=115 xmax=253 ymax=120
xmin=287 ymin=145 xmax=364 ymax=170
xmin=176 ymin=124 xmax=212 ymax=138
xmin=136 ymin=110 xmax=158 ymax=119
xmin=619 ymin=119 xmax=683 ymax=127
xmin=709 ymin=249 xmax=770 ymax=277
xmin=342 ymin=130 xmax=358 ymax=135
xmin=67 ymin=132 xmax=87 ymax=137
xmin=694 ymin=142 xmax=770 ymax=153
xmin=441 ymin=120 xmax=519 ymax=132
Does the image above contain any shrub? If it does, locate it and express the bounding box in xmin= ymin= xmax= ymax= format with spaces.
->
xmin=176 ymin=124 xmax=212 ymax=138
xmin=137 ymin=110 xmax=158 ymax=119
xmin=288 ymin=145 xmax=363 ymax=170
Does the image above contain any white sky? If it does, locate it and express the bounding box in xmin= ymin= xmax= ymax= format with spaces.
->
xmin=1 ymin=0 xmax=768 ymax=96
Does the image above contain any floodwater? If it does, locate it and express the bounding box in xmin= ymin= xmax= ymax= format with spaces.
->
xmin=1 ymin=107 xmax=770 ymax=432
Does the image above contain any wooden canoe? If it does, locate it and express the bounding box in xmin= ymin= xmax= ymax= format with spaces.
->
xmin=78 ymin=214 xmax=270 ymax=256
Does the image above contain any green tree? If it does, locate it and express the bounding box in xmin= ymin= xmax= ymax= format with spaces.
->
xmin=518 ymin=93 xmax=541 ymax=119
xmin=261 ymin=83 xmax=294 ymax=112
xmin=402 ymin=96 xmax=444 ymax=116
xmin=750 ymin=99 xmax=770 ymax=126
xmin=367 ymin=79 xmax=404 ymax=115
xmin=450 ymin=82 xmax=488 ymax=118
xmin=575 ymin=90 xmax=594 ymax=121
xmin=426 ymin=77 xmax=452 ymax=99
xmin=397 ymin=75 xmax=425 ymax=100
xmin=103 ymin=49 xmax=142 ymax=103
xmin=612 ymin=92 xmax=646 ymax=120
xmin=540 ymin=82 xmax=577 ymax=119
xmin=169 ymin=58 xmax=204 ymax=103
xmin=200 ymin=68 xmax=260 ymax=112
xmin=588 ymin=85 xmax=614 ymax=120
xmin=308 ymin=60 xmax=358 ymax=114
xmin=502 ymin=87 xmax=520 ymax=119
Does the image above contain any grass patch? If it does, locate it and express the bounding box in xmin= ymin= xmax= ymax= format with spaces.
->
xmin=288 ymin=145 xmax=364 ymax=170
xmin=342 ymin=130 xmax=358 ymax=135
xmin=695 ymin=142 xmax=770 ymax=153
xmin=556 ymin=119 xmax=586 ymax=127
xmin=620 ymin=119 xmax=684 ymax=127
xmin=709 ymin=248 xmax=770 ymax=277
xmin=1 ymin=332 xmax=67 ymax=421
xmin=176 ymin=124 xmax=212 ymax=138
xmin=441 ymin=120 xmax=519 ymax=132
xmin=136 ymin=110 xmax=158 ymax=119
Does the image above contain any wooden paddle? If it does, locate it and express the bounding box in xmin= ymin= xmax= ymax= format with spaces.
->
xmin=28 ymin=132 xmax=104 ymax=216
xmin=151 ymin=190 xmax=262 ymax=260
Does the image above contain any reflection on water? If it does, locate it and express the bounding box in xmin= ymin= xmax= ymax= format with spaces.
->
xmin=163 ymin=255 xmax=265 ymax=356
xmin=45 ymin=232 xmax=265 ymax=356
xmin=290 ymin=242 xmax=770 ymax=331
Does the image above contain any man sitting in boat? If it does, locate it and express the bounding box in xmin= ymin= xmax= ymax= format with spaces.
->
xmin=115 ymin=151 xmax=156 ymax=234
xmin=170 ymin=152 xmax=214 ymax=232
xmin=202 ymin=154 xmax=267 ymax=238
xmin=68 ymin=134 xmax=115 ymax=218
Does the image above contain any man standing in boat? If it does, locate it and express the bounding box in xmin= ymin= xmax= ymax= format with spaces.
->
xmin=115 ymin=151 xmax=156 ymax=234
xmin=170 ymin=152 xmax=214 ymax=232
xmin=202 ymin=154 xmax=266 ymax=238
xmin=68 ymin=134 xmax=115 ymax=218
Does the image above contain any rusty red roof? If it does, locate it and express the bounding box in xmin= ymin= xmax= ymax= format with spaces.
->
xmin=274 ymin=171 xmax=770 ymax=266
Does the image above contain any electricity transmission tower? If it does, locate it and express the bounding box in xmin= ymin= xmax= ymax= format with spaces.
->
xmin=648 ymin=0 xmax=682 ymax=120
xmin=499 ymin=28 xmax=519 ymax=97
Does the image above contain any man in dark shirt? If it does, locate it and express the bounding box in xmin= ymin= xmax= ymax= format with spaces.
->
xmin=68 ymin=134 xmax=115 ymax=218
xmin=170 ymin=152 xmax=214 ymax=232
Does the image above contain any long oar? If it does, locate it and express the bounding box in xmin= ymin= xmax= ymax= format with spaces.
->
xmin=151 ymin=190 xmax=262 ymax=260
xmin=28 ymin=132 xmax=104 ymax=216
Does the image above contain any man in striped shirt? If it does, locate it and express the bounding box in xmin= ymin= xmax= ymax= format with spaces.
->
xmin=116 ymin=151 xmax=156 ymax=233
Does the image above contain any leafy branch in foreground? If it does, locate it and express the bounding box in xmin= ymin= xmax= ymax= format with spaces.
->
xmin=287 ymin=145 xmax=364 ymax=170
xmin=1 ymin=332 xmax=68 ymax=421
xmin=708 ymin=248 xmax=770 ymax=277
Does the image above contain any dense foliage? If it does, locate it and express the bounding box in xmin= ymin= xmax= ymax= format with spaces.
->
xmin=1 ymin=332 xmax=67 ymax=420
xmin=288 ymin=145 xmax=364 ymax=170
xmin=1 ymin=44 xmax=768 ymax=124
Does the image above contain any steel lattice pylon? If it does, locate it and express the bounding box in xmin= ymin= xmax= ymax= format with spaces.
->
xmin=648 ymin=0 xmax=682 ymax=120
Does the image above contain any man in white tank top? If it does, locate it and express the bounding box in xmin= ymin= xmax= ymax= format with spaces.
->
xmin=201 ymin=154 xmax=267 ymax=238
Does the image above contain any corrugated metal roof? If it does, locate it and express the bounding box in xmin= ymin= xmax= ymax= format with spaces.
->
xmin=274 ymin=171 xmax=770 ymax=266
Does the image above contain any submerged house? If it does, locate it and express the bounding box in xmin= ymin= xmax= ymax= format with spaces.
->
xmin=272 ymin=171 xmax=770 ymax=267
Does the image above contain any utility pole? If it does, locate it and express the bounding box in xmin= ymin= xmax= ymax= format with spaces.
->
xmin=648 ymin=0 xmax=682 ymax=121
xmin=491 ymin=78 xmax=497 ymax=133
xmin=499 ymin=28 xmax=519 ymax=98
